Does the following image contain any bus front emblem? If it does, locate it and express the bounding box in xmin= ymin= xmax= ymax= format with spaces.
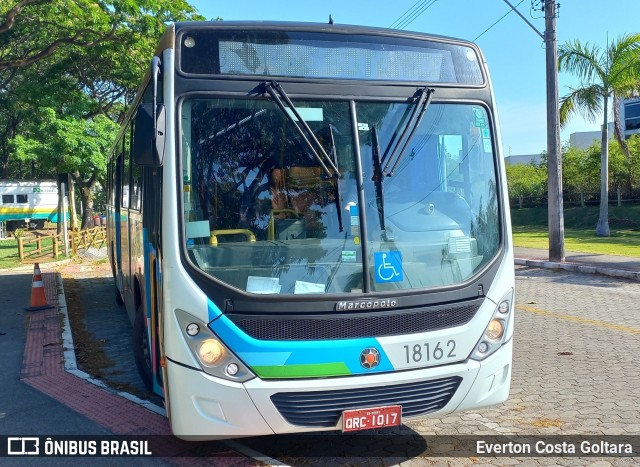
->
xmin=360 ymin=348 xmax=380 ymax=369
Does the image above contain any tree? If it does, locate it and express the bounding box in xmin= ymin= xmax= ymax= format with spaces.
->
xmin=0 ymin=0 xmax=202 ymax=89
xmin=505 ymin=163 xmax=547 ymax=209
xmin=0 ymin=58 xmax=89 ymax=177
xmin=12 ymin=108 xmax=118 ymax=228
xmin=562 ymin=144 xmax=599 ymax=207
xmin=558 ymin=33 xmax=640 ymax=236
xmin=1 ymin=0 xmax=205 ymax=228
xmin=627 ymin=134 xmax=640 ymax=194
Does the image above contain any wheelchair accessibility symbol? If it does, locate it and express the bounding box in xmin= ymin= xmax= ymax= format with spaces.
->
xmin=374 ymin=251 xmax=403 ymax=283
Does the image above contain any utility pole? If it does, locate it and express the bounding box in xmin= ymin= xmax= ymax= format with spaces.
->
xmin=544 ymin=0 xmax=564 ymax=262
xmin=503 ymin=0 xmax=565 ymax=262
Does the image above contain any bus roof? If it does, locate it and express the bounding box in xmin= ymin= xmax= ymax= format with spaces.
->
xmin=172 ymin=21 xmax=477 ymax=46
xmin=170 ymin=22 xmax=486 ymax=85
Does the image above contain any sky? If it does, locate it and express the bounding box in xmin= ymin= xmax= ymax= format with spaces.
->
xmin=188 ymin=0 xmax=640 ymax=156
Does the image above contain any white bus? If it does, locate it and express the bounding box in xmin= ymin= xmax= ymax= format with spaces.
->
xmin=0 ymin=180 xmax=58 ymax=230
xmin=107 ymin=21 xmax=515 ymax=440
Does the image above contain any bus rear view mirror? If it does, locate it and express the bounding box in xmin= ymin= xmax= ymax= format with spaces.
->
xmin=133 ymin=103 xmax=166 ymax=167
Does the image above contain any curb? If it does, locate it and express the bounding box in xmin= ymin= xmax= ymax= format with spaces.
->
xmin=55 ymin=271 xmax=167 ymax=417
xmin=51 ymin=270 xmax=284 ymax=464
xmin=515 ymin=258 xmax=640 ymax=282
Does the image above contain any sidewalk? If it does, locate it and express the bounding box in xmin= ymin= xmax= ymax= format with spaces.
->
xmin=514 ymin=246 xmax=640 ymax=281
xmin=0 ymin=267 xmax=254 ymax=464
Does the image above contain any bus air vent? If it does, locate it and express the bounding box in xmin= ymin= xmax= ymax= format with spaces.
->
xmin=229 ymin=300 xmax=481 ymax=340
xmin=271 ymin=376 xmax=462 ymax=428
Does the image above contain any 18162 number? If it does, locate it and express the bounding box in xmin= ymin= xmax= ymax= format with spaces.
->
xmin=403 ymin=340 xmax=456 ymax=363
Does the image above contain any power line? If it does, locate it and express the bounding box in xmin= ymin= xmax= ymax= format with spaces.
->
xmin=397 ymin=0 xmax=438 ymax=29
xmin=390 ymin=0 xmax=438 ymax=30
xmin=473 ymin=0 xmax=525 ymax=42
xmin=389 ymin=0 xmax=426 ymax=29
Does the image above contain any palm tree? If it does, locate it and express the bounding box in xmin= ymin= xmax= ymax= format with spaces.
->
xmin=558 ymin=33 xmax=640 ymax=236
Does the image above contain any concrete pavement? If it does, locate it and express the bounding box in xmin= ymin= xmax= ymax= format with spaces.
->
xmin=515 ymin=246 xmax=640 ymax=281
xmin=0 ymin=273 xmax=114 ymax=435
xmin=0 ymin=267 xmax=255 ymax=465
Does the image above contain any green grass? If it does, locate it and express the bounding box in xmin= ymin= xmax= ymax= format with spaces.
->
xmin=511 ymin=204 xmax=640 ymax=257
xmin=0 ymin=237 xmax=24 ymax=269
xmin=0 ymin=235 xmax=63 ymax=269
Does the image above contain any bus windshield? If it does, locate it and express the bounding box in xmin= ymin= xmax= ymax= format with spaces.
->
xmin=181 ymin=98 xmax=500 ymax=295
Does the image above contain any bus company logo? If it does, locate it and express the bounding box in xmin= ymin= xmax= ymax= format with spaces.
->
xmin=335 ymin=298 xmax=398 ymax=311
xmin=360 ymin=348 xmax=380 ymax=369
xmin=7 ymin=437 xmax=39 ymax=455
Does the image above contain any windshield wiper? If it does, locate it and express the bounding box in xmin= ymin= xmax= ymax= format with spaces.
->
xmin=382 ymin=87 xmax=434 ymax=177
xmin=371 ymin=127 xmax=386 ymax=232
xmin=262 ymin=81 xmax=341 ymax=179
xmin=328 ymin=124 xmax=344 ymax=232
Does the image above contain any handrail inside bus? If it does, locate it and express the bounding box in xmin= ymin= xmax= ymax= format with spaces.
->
xmin=209 ymin=229 xmax=256 ymax=246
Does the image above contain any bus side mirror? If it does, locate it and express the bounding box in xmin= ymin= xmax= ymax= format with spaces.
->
xmin=133 ymin=103 xmax=165 ymax=166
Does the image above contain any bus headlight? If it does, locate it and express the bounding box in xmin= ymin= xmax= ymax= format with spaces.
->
xmin=485 ymin=319 xmax=504 ymax=341
xmin=175 ymin=309 xmax=255 ymax=382
xmin=470 ymin=289 xmax=513 ymax=361
xmin=197 ymin=339 xmax=225 ymax=366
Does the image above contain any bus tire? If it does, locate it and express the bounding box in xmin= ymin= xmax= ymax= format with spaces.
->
xmin=134 ymin=305 xmax=153 ymax=391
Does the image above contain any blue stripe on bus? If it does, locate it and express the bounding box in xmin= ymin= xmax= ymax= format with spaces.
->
xmin=207 ymin=299 xmax=222 ymax=321
xmin=143 ymin=229 xmax=152 ymax=320
xmin=143 ymin=228 xmax=164 ymax=396
xmin=208 ymin=309 xmax=394 ymax=375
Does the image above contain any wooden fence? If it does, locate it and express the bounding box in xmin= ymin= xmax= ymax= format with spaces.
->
xmin=17 ymin=226 xmax=107 ymax=261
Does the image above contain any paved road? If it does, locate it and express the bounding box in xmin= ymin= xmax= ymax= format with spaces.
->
xmin=409 ymin=265 xmax=640 ymax=436
xmin=236 ymin=265 xmax=640 ymax=465
xmin=4 ymin=261 xmax=639 ymax=465
xmin=74 ymin=264 xmax=640 ymax=465
xmin=0 ymin=271 xmax=160 ymax=466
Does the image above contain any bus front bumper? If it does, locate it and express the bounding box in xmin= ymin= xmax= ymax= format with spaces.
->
xmin=166 ymin=338 xmax=512 ymax=440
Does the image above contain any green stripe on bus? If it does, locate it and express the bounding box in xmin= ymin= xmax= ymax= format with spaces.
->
xmin=252 ymin=362 xmax=351 ymax=378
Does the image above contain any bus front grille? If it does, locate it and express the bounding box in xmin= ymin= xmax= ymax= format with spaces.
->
xmin=270 ymin=376 xmax=462 ymax=428
xmin=228 ymin=300 xmax=481 ymax=340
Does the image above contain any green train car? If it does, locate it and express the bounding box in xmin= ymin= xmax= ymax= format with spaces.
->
xmin=0 ymin=180 xmax=59 ymax=230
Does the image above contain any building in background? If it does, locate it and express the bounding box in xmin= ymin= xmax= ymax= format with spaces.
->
xmin=622 ymin=97 xmax=640 ymax=139
xmin=504 ymin=153 xmax=544 ymax=166
xmin=568 ymin=98 xmax=640 ymax=150
xmin=506 ymin=98 xmax=640 ymax=165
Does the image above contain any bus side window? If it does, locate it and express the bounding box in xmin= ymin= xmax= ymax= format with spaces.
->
xmin=130 ymin=121 xmax=143 ymax=212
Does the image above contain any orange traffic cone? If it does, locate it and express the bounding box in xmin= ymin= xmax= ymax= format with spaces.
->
xmin=26 ymin=263 xmax=53 ymax=311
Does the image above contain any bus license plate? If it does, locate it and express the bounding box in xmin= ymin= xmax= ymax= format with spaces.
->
xmin=342 ymin=405 xmax=402 ymax=432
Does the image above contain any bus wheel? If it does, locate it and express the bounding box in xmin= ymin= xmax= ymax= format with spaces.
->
xmin=134 ymin=305 xmax=153 ymax=391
